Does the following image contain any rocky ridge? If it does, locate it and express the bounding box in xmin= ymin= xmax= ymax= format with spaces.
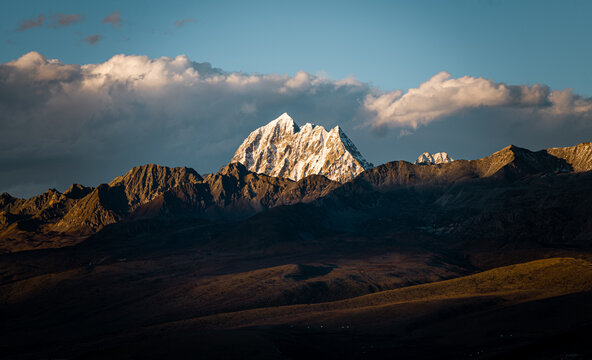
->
xmin=2 ymin=142 xmax=592 ymax=253
xmin=109 ymin=164 xmax=203 ymax=210
xmin=0 ymin=162 xmax=339 ymax=251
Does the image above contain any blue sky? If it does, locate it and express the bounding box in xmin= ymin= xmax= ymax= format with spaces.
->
xmin=3 ymin=0 xmax=591 ymax=95
xmin=2 ymin=0 xmax=592 ymax=197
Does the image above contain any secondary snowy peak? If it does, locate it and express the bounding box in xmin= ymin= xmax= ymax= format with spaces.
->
xmin=231 ymin=113 xmax=373 ymax=183
xmin=415 ymin=152 xmax=454 ymax=165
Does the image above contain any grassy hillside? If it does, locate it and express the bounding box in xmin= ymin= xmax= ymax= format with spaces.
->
xmin=165 ymin=257 xmax=592 ymax=330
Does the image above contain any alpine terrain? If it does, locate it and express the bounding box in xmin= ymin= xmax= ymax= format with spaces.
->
xmin=2 ymin=119 xmax=592 ymax=359
xmin=231 ymin=113 xmax=373 ymax=182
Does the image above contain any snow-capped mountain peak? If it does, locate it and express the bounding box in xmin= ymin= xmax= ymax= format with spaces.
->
xmin=415 ymin=152 xmax=454 ymax=165
xmin=231 ymin=113 xmax=373 ymax=182
xmin=269 ymin=112 xmax=299 ymax=133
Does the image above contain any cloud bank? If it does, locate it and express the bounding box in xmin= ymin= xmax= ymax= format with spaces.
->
xmin=365 ymin=71 xmax=592 ymax=129
xmin=1 ymin=52 xmax=591 ymax=197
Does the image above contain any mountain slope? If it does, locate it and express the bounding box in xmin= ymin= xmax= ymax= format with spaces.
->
xmin=231 ymin=113 xmax=373 ymax=183
xmin=132 ymin=162 xmax=340 ymax=220
xmin=546 ymin=142 xmax=592 ymax=172
xmin=52 ymin=184 xmax=129 ymax=234
xmin=109 ymin=164 xmax=203 ymax=210
xmin=354 ymin=144 xmax=571 ymax=191
xmin=0 ymin=186 xmax=93 ymax=251
xmin=5 ymin=256 xmax=589 ymax=359
xmin=177 ymin=257 xmax=592 ymax=330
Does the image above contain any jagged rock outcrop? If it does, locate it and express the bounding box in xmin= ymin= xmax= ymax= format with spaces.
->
xmin=51 ymin=165 xmax=203 ymax=234
xmin=0 ymin=186 xmax=96 ymax=252
xmin=231 ymin=113 xmax=373 ymax=183
xmin=6 ymin=189 xmax=63 ymax=216
xmin=0 ymin=187 xmax=91 ymax=233
xmin=109 ymin=164 xmax=203 ymax=210
xmin=546 ymin=142 xmax=592 ymax=172
xmin=1 ymin=192 xmax=18 ymax=211
xmin=2 ymin=161 xmax=339 ymax=244
xmin=415 ymin=152 xmax=454 ymax=165
xmin=63 ymin=184 xmax=93 ymax=199
xmin=53 ymin=184 xmax=129 ymax=234
xmin=133 ymin=162 xmax=340 ymax=220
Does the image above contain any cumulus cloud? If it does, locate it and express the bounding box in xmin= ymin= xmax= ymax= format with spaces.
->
xmin=1 ymin=52 xmax=592 ymax=197
xmin=83 ymin=35 xmax=102 ymax=45
xmin=103 ymin=11 xmax=122 ymax=27
xmin=364 ymin=71 xmax=592 ymax=129
xmin=49 ymin=13 xmax=84 ymax=28
xmin=16 ymin=14 xmax=44 ymax=31
xmin=174 ymin=18 xmax=197 ymax=27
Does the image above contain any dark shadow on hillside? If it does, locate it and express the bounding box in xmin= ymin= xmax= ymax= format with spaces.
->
xmin=285 ymin=264 xmax=335 ymax=281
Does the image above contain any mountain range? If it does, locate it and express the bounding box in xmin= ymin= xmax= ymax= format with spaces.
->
xmin=0 ymin=143 xmax=586 ymax=249
xmin=2 ymin=114 xmax=592 ymax=359
xmin=2 ymin=126 xmax=591 ymax=253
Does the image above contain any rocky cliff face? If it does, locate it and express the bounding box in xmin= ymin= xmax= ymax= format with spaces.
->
xmin=1 ymin=162 xmax=340 ymax=249
xmin=132 ymin=162 xmax=340 ymax=220
xmin=53 ymin=165 xmax=204 ymax=234
xmin=231 ymin=113 xmax=373 ymax=183
xmin=546 ymin=142 xmax=592 ymax=172
xmin=109 ymin=164 xmax=203 ymax=210
xmin=53 ymin=184 xmax=129 ymax=234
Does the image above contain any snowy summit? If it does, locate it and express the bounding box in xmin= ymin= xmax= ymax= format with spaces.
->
xmin=231 ymin=113 xmax=373 ymax=182
xmin=415 ymin=152 xmax=454 ymax=165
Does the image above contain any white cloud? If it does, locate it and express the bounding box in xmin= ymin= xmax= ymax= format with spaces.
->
xmin=6 ymin=51 xmax=80 ymax=81
xmin=548 ymin=88 xmax=592 ymax=115
xmin=364 ymin=71 xmax=592 ymax=129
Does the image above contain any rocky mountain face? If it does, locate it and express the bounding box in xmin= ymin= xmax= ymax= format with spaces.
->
xmin=358 ymin=144 xmax=573 ymax=190
xmin=546 ymin=142 xmax=592 ymax=172
xmin=415 ymin=152 xmax=454 ymax=165
xmin=50 ymin=165 xmax=204 ymax=235
xmin=131 ymin=162 xmax=339 ymax=220
xmin=109 ymin=164 xmax=203 ymax=210
xmin=0 ymin=185 xmax=93 ymax=246
xmin=0 ymin=162 xmax=339 ymax=251
xmin=231 ymin=113 xmax=373 ymax=183
xmin=52 ymin=184 xmax=129 ymax=235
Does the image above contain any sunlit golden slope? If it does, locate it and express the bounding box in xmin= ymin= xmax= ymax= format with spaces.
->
xmin=173 ymin=257 xmax=592 ymax=330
